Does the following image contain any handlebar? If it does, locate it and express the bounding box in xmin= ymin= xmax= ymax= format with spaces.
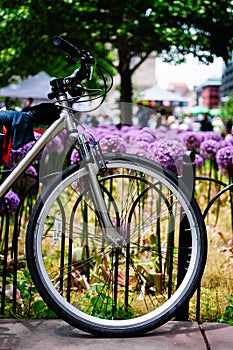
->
xmin=48 ymin=36 xmax=113 ymax=106
xmin=48 ymin=37 xmax=96 ymax=100
xmin=53 ymin=36 xmax=95 ymax=64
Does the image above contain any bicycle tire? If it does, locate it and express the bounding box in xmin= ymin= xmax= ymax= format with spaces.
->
xmin=26 ymin=152 xmax=207 ymax=336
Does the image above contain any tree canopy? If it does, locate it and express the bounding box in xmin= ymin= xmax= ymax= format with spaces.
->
xmin=1 ymin=1 xmax=233 ymax=122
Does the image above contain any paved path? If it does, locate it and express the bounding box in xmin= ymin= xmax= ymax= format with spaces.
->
xmin=0 ymin=319 xmax=232 ymax=350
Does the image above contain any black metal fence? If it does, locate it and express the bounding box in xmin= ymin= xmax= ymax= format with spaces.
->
xmin=0 ymin=169 xmax=39 ymax=316
xmin=0 ymin=156 xmax=232 ymax=322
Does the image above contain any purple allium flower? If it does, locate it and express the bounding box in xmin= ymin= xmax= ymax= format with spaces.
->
xmin=15 ymin=165 xmax=38 ymax=191
xmin=218 ymin=140 xmax=228 ymax=149
xmin=147 ymin=141 xmax=160 ymax=153
xmin=127 ymin=140 xmax=148 ymax=152
xmin=150 ymin=140 xmax=185 ymax=175
xmin=59 ymin=128 xmax=68 ymax=140
xmin=44 ymin=135 xmax=64 ymax=153
xmin=127 ymin=144 xmax=149 ymax=157
xmin=132 ymin=131 xmax=156 ymax=143
xmin=7 ymin=143 xmax=34 ymax=168
xmin=130 ymin=148 xmax=149 ymax=157
xmin=99 ymin=134 xmax=126 ymax=153
xmin=0 ymin=190 xmax=20 ymax=216
xmin=153 ymin=128 xmax=175 ymax=141
xmin=88 ymin=126 xmax=111 ymax=140
xmin=202 ymin=131 xmax=223 ymax=142
xmin=121 ymin=125 xmax=139 ymax=132
xmin=180 ymin=131 xmax=202 ymax=150
xmin=91 ymin=124 xmax=120 ymax=139
xmin=70 ymin=148 xmax=80 ymax=164
xmin=141 ymin=127 xmax=160 ymax=139
xmin=166 ymin=129 xmax=181 ymax=140
xmin=226 ymin=136 xmax=233 ymax=146
xmin=216 ymin=146 xmax=233 ymax=175
xmin=195 ymin=154 xmax=204 ymax=170
xmin=199 ymin=139 xmax=220 ymax=160
xmin=25 ymin=165 xmax=37 ymax=177
xmin=157 ymin=125 xmax=167 ymax=133
xmin=121 ymin=129 xmax=142 ymax=143
xmin=6 ymin=132 xmax=41 ymax=168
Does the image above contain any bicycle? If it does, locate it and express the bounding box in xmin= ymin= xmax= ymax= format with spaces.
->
xmin=0 ymin=37 xmax=207 ymax=336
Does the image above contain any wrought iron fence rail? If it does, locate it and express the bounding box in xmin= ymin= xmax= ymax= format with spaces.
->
xmin=0 ymin=158 xmax=232 ymax=322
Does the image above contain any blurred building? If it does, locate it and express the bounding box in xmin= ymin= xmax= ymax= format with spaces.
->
xmin=196 ymin=77 xmax=221 ymax=109
xmin=220 ymin=56 xmax=233 ymax=103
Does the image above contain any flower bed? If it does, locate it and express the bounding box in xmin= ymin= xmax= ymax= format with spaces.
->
xmin=0 ymin=123 xmax=232 ymax=323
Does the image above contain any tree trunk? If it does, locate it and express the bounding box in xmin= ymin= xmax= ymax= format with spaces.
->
xmin=118 ymin=45 xmax=133 ymax=125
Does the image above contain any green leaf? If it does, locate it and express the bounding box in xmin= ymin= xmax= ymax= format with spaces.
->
xmin=33 ymin=300 xmax=46 ymax=313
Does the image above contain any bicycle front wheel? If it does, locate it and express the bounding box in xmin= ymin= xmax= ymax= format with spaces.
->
xmin=26 ymin=153 xmax=207 ymax=336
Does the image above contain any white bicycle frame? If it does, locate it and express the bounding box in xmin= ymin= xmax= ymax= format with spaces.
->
xmin=0 ymin=100 xmax=123 ymax=245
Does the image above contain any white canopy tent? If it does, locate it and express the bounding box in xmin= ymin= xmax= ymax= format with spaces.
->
xmin=137 ymin=84 xmax=187 ymax=107
xmin=0 ymin=71 xmax=53 ymax=100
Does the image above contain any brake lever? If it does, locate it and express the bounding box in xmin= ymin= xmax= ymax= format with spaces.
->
xmin=68 ymin=84 xmax=84 ymax=97
xmin=80 ymin=50 xmax=95 ymax=65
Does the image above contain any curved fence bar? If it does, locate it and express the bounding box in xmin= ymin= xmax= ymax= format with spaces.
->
xmin=0 ymin=170 xmax=39 ymax=316
xmin=1 ymin=155 xmax=233 ymax=323
xmin=194 ymin=173 xmax=233 ymax=322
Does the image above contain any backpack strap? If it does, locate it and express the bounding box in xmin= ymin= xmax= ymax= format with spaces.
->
xmin=0 ymin=125 xmax=12 ymax=166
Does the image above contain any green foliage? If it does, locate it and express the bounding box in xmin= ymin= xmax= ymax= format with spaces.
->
xmin=222 ymin=93 xmax=233 ymax=121
xmin=84 ymin=284 xmax=134 ymax=320
xmin=1 ymin=0 xmax=233 ymax=103
xmin=218 ymin=297 xmax=233 ymax=325
xmin=6 ymin=270 xmax=57 ymax=319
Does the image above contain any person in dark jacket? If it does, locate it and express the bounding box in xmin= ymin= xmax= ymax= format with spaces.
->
xmin=200 ymin=113 xmax=213 ymax=132
xmin=0 ymin=103 xmax=61 ymax=150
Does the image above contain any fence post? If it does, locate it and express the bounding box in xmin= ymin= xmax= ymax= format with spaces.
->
xmin=175 ymin=151 xmax=196 ymax=321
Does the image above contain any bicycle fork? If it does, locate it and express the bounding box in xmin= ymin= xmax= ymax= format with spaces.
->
xmin=85 ymin=161 xmax=124 ymax=247
xmin=66 ymin=113 xmax=124 ymax=247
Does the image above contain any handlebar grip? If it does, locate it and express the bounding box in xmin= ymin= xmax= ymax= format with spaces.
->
xmin=53 ymin=36 xmax=81 ymax=59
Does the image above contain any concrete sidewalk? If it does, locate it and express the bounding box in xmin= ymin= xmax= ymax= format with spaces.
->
xmin=0 ymin=319 xmax=232 ymax=350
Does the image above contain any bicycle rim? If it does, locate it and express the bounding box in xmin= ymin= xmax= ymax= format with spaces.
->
xmin=26 ymin=153 xmax=207 ymax=336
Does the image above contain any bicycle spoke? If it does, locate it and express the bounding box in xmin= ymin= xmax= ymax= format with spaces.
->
xmin=27 ymin=153 xmax=206 ymax=335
